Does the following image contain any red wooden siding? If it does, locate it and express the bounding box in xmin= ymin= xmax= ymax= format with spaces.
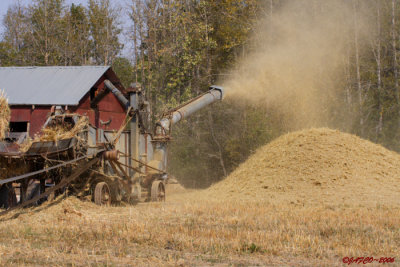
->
xmin=71 ymin=90 xmax=126 ymax=131
xmin=9 ymin=73 xmax=127 ymax=137
xmin=10 ymin=107 xmax=31 ymax=122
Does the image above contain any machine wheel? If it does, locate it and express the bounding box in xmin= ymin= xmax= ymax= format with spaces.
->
xmin=94 ymin=182 xmax=111 ymax=206
xmin=0 ymin=184 xmax=17 ymax=209
xmin=151 ymin=180 xmax=165 ymax=202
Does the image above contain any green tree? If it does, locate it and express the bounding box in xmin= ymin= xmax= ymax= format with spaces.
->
xmin=62 ymin=3 xmax=91 ymax=65
xmin=2 ymin=2 xmax=29 ymax=65
xmin=112 ymin=57 xmax=134 ymax=88
xmin=27 ymin=0 xmax=65 ymax=65
xmin=88 ymin=0 xmax=122 ymax=65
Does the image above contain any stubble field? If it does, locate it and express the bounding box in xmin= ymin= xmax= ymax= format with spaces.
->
xmin=0 ymin=128 xmax=399 ymax=266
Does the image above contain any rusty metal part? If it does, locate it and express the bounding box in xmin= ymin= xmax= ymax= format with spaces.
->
xmin=94 ymin=182 xmax=111 ymax=206
xmin=151 ymin=180 xmax=165 ymax=202
xmin=114 ymin=161 xmax=130 ymax=180
xmin=119 ymin=152 xmax=164 ymax=174
xmin=108 ymin=160 xmax=130 ymax=180
xmin=0 ymin=138 xmax=77 ymax=158
xmin=114 ymin=161 xmax=142 ymax=175
xmin=104 ymin=150 xmax=120 ymax=161
xmin=26 ymin=138 xmax=77 ymax=156
xmin=0 ymin=142 xmax=22 ymax=156
xmin=111 ymin=107 xmax=134 ymax=146
xmin=0 ymin=156 xmax=101 ymax=216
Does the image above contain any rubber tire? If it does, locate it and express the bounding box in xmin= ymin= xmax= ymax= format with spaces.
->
xmin=0 ymin=184 xmax=17 ymax=209
xmin=94 ymin=182 xmax=111 ymax=206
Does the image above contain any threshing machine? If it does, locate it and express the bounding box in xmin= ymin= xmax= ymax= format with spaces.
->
xmin=0 ymin=82 xmax=223 ymax=213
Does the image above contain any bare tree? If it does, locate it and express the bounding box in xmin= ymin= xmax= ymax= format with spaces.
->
xmin=392 ymin=0 xmax=400 ymax=130
xmin=375 ymin=0 xmax=383 ymax=138
xmin=353 ymin=0 xmax=364 ymax=134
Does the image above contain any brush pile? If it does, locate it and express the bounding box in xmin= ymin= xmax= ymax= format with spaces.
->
xmin=206 ymin=128 xmax=400 ymax=206
xmin=0 ymin=90 xmax=10 ymax=140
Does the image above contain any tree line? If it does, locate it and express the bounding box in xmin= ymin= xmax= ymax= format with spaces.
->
xmin=0 ymin=0 xmax=121 ymax=66
xmin=2 ymin=0 xmax=400 ymax=187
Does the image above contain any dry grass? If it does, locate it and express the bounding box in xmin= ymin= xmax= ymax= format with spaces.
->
xmin=0 ymin=195 xmax=398 ymax=266
xmin=0 ymin=90 xmax=10 ymax=140
xmin=0 ymin=128 xmax=399 ymax=266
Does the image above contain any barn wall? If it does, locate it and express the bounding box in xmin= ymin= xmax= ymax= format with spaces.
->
xmin=9 ymin=74 xmax=127 ymax=137
xmin=30 ymin=107 xmax=52 ymax=135
xmin=10 ymin=106 xmax=51 ymax=136
xmin=71 ymin=83 xmax=126 ymax=131
xmin=10 ymin=107 xmax=31 ymax=122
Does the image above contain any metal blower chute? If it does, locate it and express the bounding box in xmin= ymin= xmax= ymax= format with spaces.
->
xmin=0 ymin=81 xmax=224 ymax=212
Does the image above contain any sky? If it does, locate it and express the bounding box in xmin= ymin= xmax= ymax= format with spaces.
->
xmin=0 ymin=0 xmax=132 ymax=57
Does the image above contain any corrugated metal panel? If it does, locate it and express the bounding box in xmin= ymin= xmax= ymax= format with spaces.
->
xmin=0 ymin=66 xmax=110 ymax=105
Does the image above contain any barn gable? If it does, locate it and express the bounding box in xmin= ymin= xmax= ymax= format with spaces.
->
xmin=0 ymin=66 xmax=127 ymax=137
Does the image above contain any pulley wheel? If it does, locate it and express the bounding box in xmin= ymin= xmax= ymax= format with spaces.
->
xmin=94 ymin=182 xmax=111 ymax=206
xmin=151 ymin=180 xmax=165 ymax=202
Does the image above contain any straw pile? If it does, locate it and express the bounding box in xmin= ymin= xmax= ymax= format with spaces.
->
xmin=0 ymin=90 xmax=10 ymax=140
xmin=206 ymin=128 xmax=400 ymax=206
xmin=37 ymin=116 xmax=88 ymax=142
xmin=19 ymin=115 xmax=88 ymax=152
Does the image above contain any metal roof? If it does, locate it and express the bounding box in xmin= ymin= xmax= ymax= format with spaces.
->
xmin=0 ymin=66 xmax=111 ymax=105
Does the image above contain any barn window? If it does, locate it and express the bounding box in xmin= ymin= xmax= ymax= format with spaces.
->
xmin=7 ymin=121 xmax=29 ymax=143
xmin=9 ymin=122 xmax=28 ymax=132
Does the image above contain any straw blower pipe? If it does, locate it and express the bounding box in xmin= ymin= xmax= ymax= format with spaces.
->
xmin=156 ymin=85 xmax=224 ymax=136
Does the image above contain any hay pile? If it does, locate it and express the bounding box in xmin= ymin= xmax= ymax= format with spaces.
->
xmin=206 ymin=128 xmax=400 ymax=206
xmin=19 ymin=115 xmax=88 ymax=152
xmin=0 ymin=90 xmax=10 ymax=140
xmin=37 ymin=116 xmax=88 ymax=142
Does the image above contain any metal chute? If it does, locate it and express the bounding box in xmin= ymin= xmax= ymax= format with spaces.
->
xmin=158 ymin=85 xmax=224 ymax=134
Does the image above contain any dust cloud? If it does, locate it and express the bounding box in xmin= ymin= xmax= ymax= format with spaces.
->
xmin=222 ymin=0 xmax=370 ymax=129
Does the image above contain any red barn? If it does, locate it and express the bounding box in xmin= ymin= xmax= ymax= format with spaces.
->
xmin=0 ymin=66 xmax=127 ymax=140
